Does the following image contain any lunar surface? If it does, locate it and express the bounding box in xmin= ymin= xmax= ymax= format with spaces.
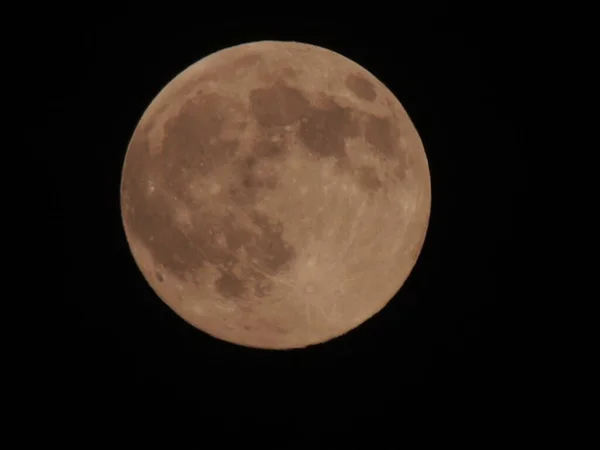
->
xmin=120 ymin=41 xmax=431 ymax=349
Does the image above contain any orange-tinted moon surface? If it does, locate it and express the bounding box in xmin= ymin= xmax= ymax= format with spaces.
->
xmin=120 ymin=41 xmax=431 ymax=349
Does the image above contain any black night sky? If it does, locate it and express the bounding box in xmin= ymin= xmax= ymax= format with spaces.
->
xmin=42 ymin=9 xmax=545 ymax=416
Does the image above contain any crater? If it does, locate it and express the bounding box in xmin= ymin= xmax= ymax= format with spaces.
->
xmin=280 ymin=67 xmax=301 ymax=80
xmin=356 ymin=166 xmax=383 ymax=193
xmin=231 ymin=53 xmax=263 ymax=71
xmin=254 ymin=275 xmax=275 ymax=298
xmin=345 ymin=73 xmax=377 ymax=102
xmin=298 ymin=99 xmax=359 ymax=168
xmin=365 ymin=114 xmax=395 ymax=158
xmin=249 ymin=83 xmax=312 ymax=127
xmin=254 ymin=139 xmax=285 ymax=159
xmin=215 ymin=271 xmax=246 ymax=298
xmin=229 ymin=139 xmax=284 ymax=206
xmin=393 ymin=153 xmax=410 ymax=184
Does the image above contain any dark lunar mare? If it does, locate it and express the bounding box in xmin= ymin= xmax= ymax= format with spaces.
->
xmin=122 ymin=90 xmax=297 ymax=301
xmin=123 ymin=57 xmax=401 ymax=302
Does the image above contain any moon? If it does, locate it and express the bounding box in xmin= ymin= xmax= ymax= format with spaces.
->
xmin=120 ymin=41 xmax=431 ymax=349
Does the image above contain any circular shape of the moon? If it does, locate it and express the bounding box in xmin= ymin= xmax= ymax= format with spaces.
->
xmin=120 ymin=41 xmax=431 ymax=349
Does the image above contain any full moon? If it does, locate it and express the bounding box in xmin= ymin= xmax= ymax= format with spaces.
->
xmin=120 ymin=41 xmax=431 ymax=349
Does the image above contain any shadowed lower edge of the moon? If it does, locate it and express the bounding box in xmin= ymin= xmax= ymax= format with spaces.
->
xmin=130 ymin=215 xmax=433 ymax=352
xmin=155 ymin=266 xmax=418 ymax=351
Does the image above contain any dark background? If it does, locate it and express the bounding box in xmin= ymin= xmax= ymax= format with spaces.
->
xmin=41 ymin=9 xmax=543 ymax=413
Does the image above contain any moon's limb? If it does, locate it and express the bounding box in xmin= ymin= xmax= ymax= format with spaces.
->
xmin=120 ymin=41 xmax=431 ymax=349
